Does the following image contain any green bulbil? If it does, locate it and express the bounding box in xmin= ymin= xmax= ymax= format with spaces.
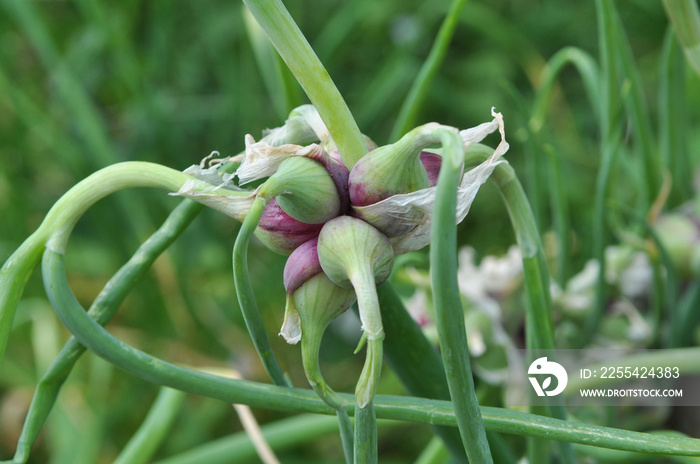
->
xmin=348 ymin=134 xmax=430 ymax=207
xmin=317 ymin=216 xmax=394 ymax=292
xmin=259 ymin=156 xmax=341 ymax=224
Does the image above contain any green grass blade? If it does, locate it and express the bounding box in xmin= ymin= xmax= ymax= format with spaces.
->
xmin=0 ymin=65 xmax=86 ymax=172
xmin=243 ymin=5 xmax=299 ymax=120
xmin=663 ymin=0 xmax=700 ymax=76
xmin=312 ymin=0 xmax=374 ymax=63
xmin=113 ymin=387 xmax=186 ymax=464
xmin=545 ymin=146 xmax=571 ymax=285
xmin=2 ymin=0 xmax=123 ymax=166
xmin=152 ymin=414 xmax=341 ymax=464
xmin=659 ymin=28 xmax=693 ymax=205
xmin=72 ymin=0 xmax=143 ymax=97
xmin=613 ymin=8 xmax=660 ymax=207
xmin=3 ymin=0 xmax=157 ymax=251
xmin=354 ymin=54 xmax=418 ymax=132
xmin=413 ymin=437 xmax=450 ymax=464
xmin=390 ymin=0 xmax=468 ymax=142
xmin=586 ymin=0 xmax=625 ymax=343
xmin=673 ymin=282 xmax=700 ymax=347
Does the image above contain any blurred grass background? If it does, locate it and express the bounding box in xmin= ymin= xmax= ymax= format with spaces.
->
xmin=1 ymin=0 xmax=699 ymax=462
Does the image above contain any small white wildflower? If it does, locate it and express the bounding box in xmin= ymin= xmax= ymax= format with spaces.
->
xmin=404 ymin=290 xmax=433 ymax=329
xmin=456 ymin=246 xmax=523 ymax=319
xmin=605 ymin=246 xmax=653 ymax=299
xmin=554 ymin=260 xmax=599 ymax=313
xmin=480 ymin=246 xmax=523 ymax=295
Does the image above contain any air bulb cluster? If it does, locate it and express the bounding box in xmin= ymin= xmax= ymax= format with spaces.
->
xmin=176 ymin=105 xmax=509 ymax=416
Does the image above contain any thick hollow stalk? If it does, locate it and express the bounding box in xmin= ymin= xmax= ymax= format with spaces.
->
xmin=349 ymin=270 xmax=383 ymax=462
xmin=232 ymin=196 xmax=290 ymax=387
xmin=430 ymin=127 xmax=492 ymax=462
xmin=242 ymin=0 xmax=367 ymax=169
xmin=353 ymin=338 xmax=382 ymax=463
xmin=40 ymin=250 xmax=700 ymax=456
xmin=354 ymin=402 xmax=378 ymax=464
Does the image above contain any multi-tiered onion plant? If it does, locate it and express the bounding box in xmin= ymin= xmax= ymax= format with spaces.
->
xmin=2 ymin=0 xmax=700 ymax=463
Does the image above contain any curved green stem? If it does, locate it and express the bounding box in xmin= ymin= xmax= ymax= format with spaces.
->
xmin=521 ymin=47 xmax=599 ymax=285
xmin=113 ymin=387 xmax=186 ymax=464
xmin=431 ymin=127 xmax=492 ymax=462
xmin=10 ymin=199 xmax=202 ymax=463
xmin=529 ymin=46 xmax=601 ymax=134
xmin=242 ymin=0 xmax=367 ymax=168
xmin=40 ymin=250 xmax=700 ymax=456
xmin=232 ymin=196 xmax=290 ymax=387
xmin=0 ymin=161 xmax=209 ymax=369
xmin=489 ymin=163 xmax=555 ymax=351
xmin=390 ymin=0 xmax=468 ymax=141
